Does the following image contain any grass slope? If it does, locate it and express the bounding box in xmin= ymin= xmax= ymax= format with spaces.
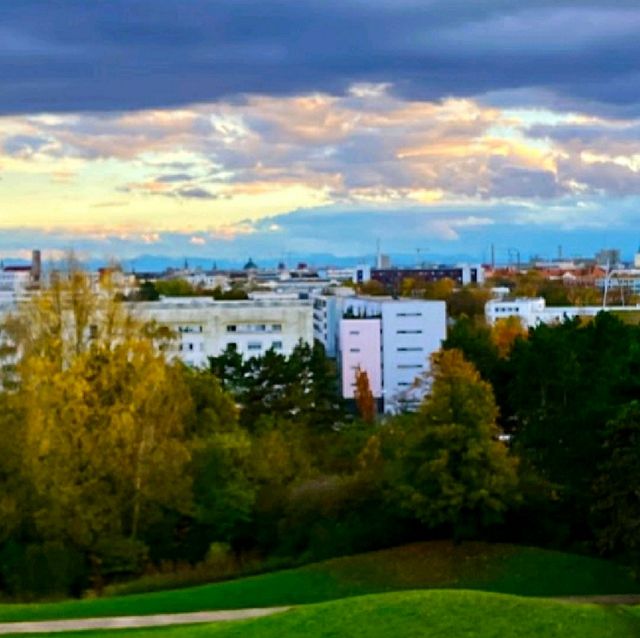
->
xmin=38 ymin=591 xmax=640 ymax=638
xmin=0 ymin=542 xmax=637 ymax=622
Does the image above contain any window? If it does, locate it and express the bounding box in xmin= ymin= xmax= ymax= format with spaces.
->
xmin=227 ymin=325 xmax=237 ymax=332
xmin=398 ymin=364 xmax=423 ymax=369
xmin=272 ymin=341 xmax=283 ymax=350
xmin=272 ymin=324 xmax=282 ymax=332
xmin=248 ymin=342 xmax=262 ymax=351
xmin=397 ymin=312 xmax=422 ymax=317
xmin=397 ymin=329 xmax=422 ymax=334
xmin=349 ymin=330 xmax=360 ymax=335
xmin=398 ymin=347 xmax=423 ymax=352
xmin=188 ymin=343 xmax=194 ymax=351
xmin=350 ymin=347 xmax=361 ymax=353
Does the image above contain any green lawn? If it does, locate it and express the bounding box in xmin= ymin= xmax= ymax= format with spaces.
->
xmin=0 ymin=542 xmax=637 ymax=622
xmin=32 ymin=591 xmax=640 ymax=638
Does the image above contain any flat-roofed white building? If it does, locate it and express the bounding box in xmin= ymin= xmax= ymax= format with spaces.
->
xmin=132 ymin=297 xmax=313 ymax=367
xmin=485 ymin=297 xmax=640 ymax=328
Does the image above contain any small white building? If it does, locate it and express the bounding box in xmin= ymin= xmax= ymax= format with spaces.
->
xmin=485 ymin=297 xmax=640 ymax=328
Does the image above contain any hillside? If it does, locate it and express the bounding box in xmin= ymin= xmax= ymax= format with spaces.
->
xmin=28 ymin=591 xmax=640 ymax=638
xmin=0 ymin=541 xmax=636 ymax=623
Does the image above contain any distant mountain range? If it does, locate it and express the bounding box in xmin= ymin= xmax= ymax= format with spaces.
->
xmin=1 ymin=252 xmax=484 ymax=272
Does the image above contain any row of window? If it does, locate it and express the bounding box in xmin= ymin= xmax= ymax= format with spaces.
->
xmin=227 ymin=341 xmax=283 ymax=351
xmin=226 ymin=323 xmax=283 ymax=333
xmin=178 ymin=343 xmax=205 ymax=352
xmin=349 ymin=346 xmax=422 ymax=353
xmin=494 ymin=307 xmax=521 ymax=314
xmin=178 ymin=325 xmax=203 ymax=333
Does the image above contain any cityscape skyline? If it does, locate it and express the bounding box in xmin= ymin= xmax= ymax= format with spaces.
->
xmin=2 ymin=2 xmax=640 ymax=260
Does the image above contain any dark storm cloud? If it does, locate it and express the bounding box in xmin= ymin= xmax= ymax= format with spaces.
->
xmin=2 ymin=1 xmax=640 ymax=114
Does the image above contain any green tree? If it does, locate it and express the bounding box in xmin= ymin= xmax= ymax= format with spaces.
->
xmin=506 ymin=312 xmax=640 ymax=535
xmin=155 ymin=278 xmax=196 ymax=297
xmin=182 ymin=368 xmax=255 ymax=541
xmin=592 ymin=402 xmax=640 ymax=567
xmin=390 ymin=349 xmax=519 ymax=537
xmin=137 ymin=280 xmax=160 ymax=301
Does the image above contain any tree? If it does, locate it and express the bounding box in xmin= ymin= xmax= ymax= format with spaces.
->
xmin=506 ymin=312 xmax=640 ymax=535
xmin=592 ymin=402 xmax=640 ymax=567
xmin=137 ymin=280 xmax=160 ymax=301
xmin=447 ymin=287 xmax=491 ymax=318
xmin=492 ymin=315 xmax=527 ymax=358
xmin=390 ymin=349 xmax=519 ymax=537
xmin=182 ymin=368 xmax=255 ymax=542
xmin=422 ymin=278 xmax=455 ymax=301
xmin=354 ymin=367 xmax=376 ymax=424
xmin=357 ymin=280 xmax=386 ymax=296
xmin=2 ymin=266 xmax=193 ymax=577
xmin=155 ymin=278 xmax=196 ymax=297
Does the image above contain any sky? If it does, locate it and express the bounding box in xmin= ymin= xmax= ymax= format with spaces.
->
xmin=2 ymin=1 xmax=640 ymax=264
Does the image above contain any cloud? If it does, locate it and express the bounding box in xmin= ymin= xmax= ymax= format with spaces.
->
xmin=2 ymin=2 xmax=640 ymax=115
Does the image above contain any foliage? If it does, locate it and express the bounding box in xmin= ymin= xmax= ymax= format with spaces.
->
xmin=389 ymin=350 xmax=519 ymax=537
xmin=592 ymin=402 xmax=640 ymax=569
xmin=212 ymin=287 xmax=249 ymax=300
xmin=210 ymin=341 xmax=345 ymax=431
xmin=444 ymin=316 xmax=500 ymax=381
xmin=356 ymin=280 xmax=386 ymax=296
xmin=506 ymin=313 xmax=640 ymax=524
xmin=354 ymin=367 xmax=376 ymax=423
xmin=447 ymin=286 xmax=491 ymax=318
xmin=137 ymin=281 xmax=160 ymax=301
xmin=492 ymin=315 xmax=527 ymax=358
xmin=154 ymin=279 xmax=197 ymax=297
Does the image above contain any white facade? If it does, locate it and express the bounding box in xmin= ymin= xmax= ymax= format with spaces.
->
xmin=0 ymin=267 xmax=32 ymax=302
xmin=314 ymin=293 xmax=447 ymax=412
xmin=132 ymin=297 xmax=313 ymax=367
xmin=380 ymin=300 xmax=447 ymax=412
xmin=339 ymin=318 xmax=382 ymax=399
xmin=485 ymin=297 xmax=640 ymax=328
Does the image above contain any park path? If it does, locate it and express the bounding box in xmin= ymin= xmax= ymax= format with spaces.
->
xmin=0 ymin=595 xmax=639 ymax=634
xmin=0 ymin=608 xmax=290 ymax=634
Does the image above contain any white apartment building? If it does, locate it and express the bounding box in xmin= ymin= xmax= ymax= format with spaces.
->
xmin=485 ymin=297 xmax=640 ymax=328
xmin=313 ymin=293 xmax=447 ymax=412
xmin=132 ymin=297 xmax=313 ymax=367
xmin=0 ymin=266 xmax=32 ymax=302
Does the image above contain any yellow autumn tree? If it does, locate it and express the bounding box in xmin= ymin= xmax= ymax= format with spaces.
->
xmin=492 ymin=315 xmax=527 ymax=358
xmin=3 ymin=263 xmax=193 ymax=572
xmin=354 ymin=367 xmax=377 ymax=423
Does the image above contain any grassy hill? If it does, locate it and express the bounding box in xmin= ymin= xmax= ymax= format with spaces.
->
xmin=0 ymin=541 xmax=637 ymax=622
xmin=36 ymin=591 xmax=640 ymax=638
